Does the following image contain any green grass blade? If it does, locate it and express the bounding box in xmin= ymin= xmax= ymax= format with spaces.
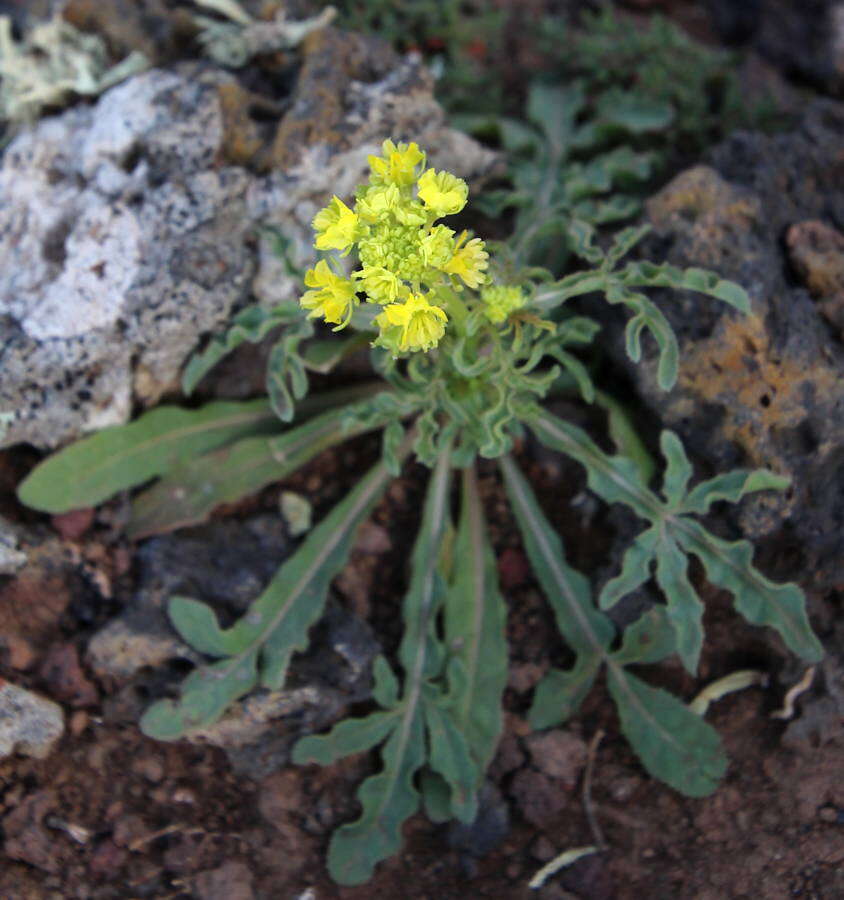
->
xmin=18 ymin=399 xmax=277 ymax=513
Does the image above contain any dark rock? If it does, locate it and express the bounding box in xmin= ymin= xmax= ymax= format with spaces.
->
xmin=706 ymin=0 xmax=844 ymax=96
xmin=510 ymin=769 xmax=567 ymax=829
xmin=447 ymin=783 xmax=510 ymax=860
xmin=38 ymin=642 xmax=99 ymax=707
xmin=595 ymin=100 xmax=844 ymax=590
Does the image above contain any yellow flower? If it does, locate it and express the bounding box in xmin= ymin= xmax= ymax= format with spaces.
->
xmin=481 ymin=285 xmax=527 ymax=323
xmin=312 ymin=196 xmax=359 ymax=255
xmin=368 ymin=139 xmax=425 ymax=186
xmin=417 ymin=168 xmax=468 ymax=217
xmin=443 ymin=231 xmax=488 ymax=288
xmin=300 ymin=260 xmax=358 ymax=327
xmin=420 ymin=224 xmax=455 ymax=269
xmin=357 ymin=184 xmax=425 ymax=226
xmin=376 ymin=293 xmax=447 ymax=353
xmin=353 ymin=266 xmax=405 ymax=304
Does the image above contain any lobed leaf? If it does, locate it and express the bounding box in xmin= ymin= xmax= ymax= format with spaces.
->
xmin=182 ymin=302 xmax=300 ymax=395
xmin=676 ymin=519 xmax=823 ymax=662
xmin=327 ymin=712 xmax=425 ymax=885
xmin=140 ymin=452 xmax=402 ymax=739
xmin=292 ymin=710 xmax=399 ymax=766
xmin=18 ymin=399 xmax=277 ymax=514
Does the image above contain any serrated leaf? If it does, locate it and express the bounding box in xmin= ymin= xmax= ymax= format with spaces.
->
xmin=127 ymin=402 xmax=375 ymax=538
xmin=529 ymin=657 xmax=602 ymax=728
xmin=423 ymin=697 xmax=479 ymax=823
xmin=18 ymin=399 xmax=277 ymax=513
xmin=676 ymin=519 xmax=823 ymax=662
xmin=607 ymin=667 xmax=727 ymax=796
xmin=654 ymin=537 xmax=704 ymax=674
xmin=292 ymin=710 xmax=399 ymax=766
xmin=444 ymin=466 xmax=507 ymax=773
xmin=140 ymin=453 xmax=401 ymax=738
xmin=182 ymin=302 xmax=298 ymax=395
xmin=327 ymin=711 xmax=425 ymax=885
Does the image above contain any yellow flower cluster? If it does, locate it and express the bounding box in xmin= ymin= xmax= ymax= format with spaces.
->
xmin=480 ymin=285 xmax=527 ymax=324
xmin=300 ymin=139 xmax=489 ymax=354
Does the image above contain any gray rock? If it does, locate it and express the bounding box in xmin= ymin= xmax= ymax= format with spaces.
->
xmin=593 ymin=100 xmax=844 ymax=589
xmin=0 ymin=516 xmax=27 ymax=575
xmin=0 ymin=681 xmax=64 ymax=760
xmin=708 ymin=0 xmax=844 ymax=98
xmin=0 ymin=51 xmax=497 ymax=450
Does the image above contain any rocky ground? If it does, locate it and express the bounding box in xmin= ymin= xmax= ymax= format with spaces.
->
xmin=1 ymin=1 xmax=844 ymax=898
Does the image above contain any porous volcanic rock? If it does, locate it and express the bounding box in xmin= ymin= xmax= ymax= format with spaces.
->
xmin=0 ymin=35 xmax=497 ymax=450
xmin=603 ymin=99 xmax=844 ymax=589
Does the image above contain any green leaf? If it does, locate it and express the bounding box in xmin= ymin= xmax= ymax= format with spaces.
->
xmin=444 ymin=466 xmax=507 ymax=772
xmin=528 ymin=410 xmax=657 ymax=519
xmin=127 ymin=402 xmax=375 ymax=538
xmin=327 ymin=711 xmax=425 ymax=885
xmin=611 ymin=607 xmax=676 ymax=666
xmin=619 ymin=261 xmax=751 ymax=314
xmin=423 ymin=696 xmax=479 ymax=823
xmin=654 ymin=537 xmax=704 ymax=674
xmin=676 ymin=519 xmax=823 ymax=662
xmin=266 ymin=316 xmax=314 ymax=422
xmin=596 ymin=89 xmax=674 ymax=133
xmin=500 ymin=455 xmax=615 ymax=728
xmin=529 ymin=657 xmax=602 ymax=728
xmin=292 ymin=711 xmax=399 ymax=766
xmin=18 ymin=399 xmax=277 ymax=513
xmin=607 ymin=667 xmax=727 ymax=797
xmin=419 ymin=771 xmax=453 ymax=824
xmin=167 ymin=596 xmax=244 ymax=657
xmin=326 ymin=449 xmax=453 ymax=885
xmin=371 ymin=655 xmax=400 ymax=709
xmin=140 ymin=453 xmax=402 ymax=739
xmin=182 ymin=302 xmax=299 ymax=395
xmin=527 ymin=81 xmax=584 ymax=152
xmin=660 ymin=431 xmax=693 ymax=508
xmin=683 ymin=469 xmax=790 ymax=514
xmin=599 ymin=526 xmax=659 ymax=609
